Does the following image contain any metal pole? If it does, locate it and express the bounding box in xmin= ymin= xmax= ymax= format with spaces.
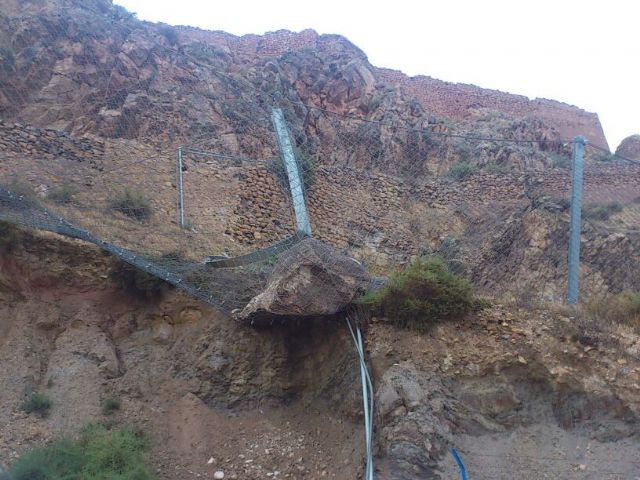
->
xmin=271 ymin=107 xmax=312 ymax=236
xmin=567 ymin=136 xmax=586 ymax=305
xmin=357 ymin=328 xmax=374 ymax=480
xmin=346 ymin=318 xmax=374 ymax=480
xmin=176 ymin=146 xmax=185 ymax=229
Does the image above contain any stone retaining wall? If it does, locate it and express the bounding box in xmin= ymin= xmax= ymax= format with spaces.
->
xmin=0 ymin=121 xmax=104 ymax=167
xmin=223 ymin=161 xmax=640 ymax=261
xmin=377 ymin=69 xmax=609 ymax=149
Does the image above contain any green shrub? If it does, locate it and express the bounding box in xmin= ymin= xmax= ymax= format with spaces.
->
xmin=451 ymin=138 xmax=473 ymax=158
xmin=357 ymin=256 xmax=476 ymax=332
xmin=586 ymin=292 xmax=640 ymax=331
xmin=445 ymin=162 xmax=478 ymax=180
xmin=5 ymin=423 xmax=154 ymax=480
xmin=102 ymin=396 xmax=121 ymax=415
xmin=583 ymin=201 xmax=623 ymax=221
xmin=159 ymin=24 xmax=178 ymax=45
xmin=109 ymin=189 xmax=152 ymax=220
xmin=550 ymin=153 xmax=571 ymax=169
xmin=6 ymin=438 xmax=84 ymax=480
xmin=0 ymin=220 xmax=21 ymax=252
xmin=593 ymin=151 xmax=616 ymax=162
xmin=109 ymin=260 xmax=168 ymax=300
xmin=21 ymin=393 xmax=52 ymax=418
xmin=0 ymin=47 xmax=15 ymax=71
xmin=6 ymin=176 xmax=35 ymax=199
xmin=484 ymin=162 xmax=509 ymax=174
xmin=47 ymin=183 xmax=77 ymax=204
xmin=79 ymin=423 xmax=151 ymax=479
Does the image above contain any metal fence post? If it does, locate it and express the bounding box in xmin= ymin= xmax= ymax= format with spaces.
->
xmin=176 ymin=146 xmax=185 ymax=229
xmin=271 ymin=107 xmax=312 ymax=236
xmin=567 ymin=136 xmax=586 ymax=305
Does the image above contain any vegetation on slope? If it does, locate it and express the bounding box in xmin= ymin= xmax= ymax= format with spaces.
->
xmin=1 ymin=423 xmax=154 ymax=480
xmin=586 ymin=292 xmax=640 ymax=331
xmin=358 ymin=256 xmax=480 ymax=332
xmin=20 ymin=393 xmax=52 ymax=418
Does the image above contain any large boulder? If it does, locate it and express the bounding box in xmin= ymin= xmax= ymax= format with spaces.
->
xmin=615 ymin=134 xmax=640 ymax=160
xmin=235 ymin=238 xmax=369 ymax=324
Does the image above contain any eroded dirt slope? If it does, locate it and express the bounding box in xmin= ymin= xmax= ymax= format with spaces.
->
xmin=1 ymin=227 xmax=639 ymax=479
xmin=0 ymin=227 xmax=364 ymax=479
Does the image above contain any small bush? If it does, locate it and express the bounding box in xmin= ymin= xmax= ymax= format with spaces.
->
xmin=5 ymin=423 xmax=154 ymax=480
xmin=159 ymin=24 xmax=178 ymax=45
xmin=0 ymin=47 xmax=15 ymax=71
xmin=550 ymin=153 xmax=571 ymax=169
xmin=484 ymin=162 xmax=509 ymax=174
xmin=357 ymin=256 xmax=476 ymax=332
xmin=109 ymin=260 xmax=169 ymax=300
xmin=46 ymin=183 xmax=77 ymax=204
xmin=0 ymin=220 xmax=21 ymax=252
xmin=21 ymin=393 xmax=52 ymax=418
xmin=451 ymin=137 xmax=474 ymax=158
xmin=102 ymin=396 xmax=121 ymax=415
xmin=586 ymin=292 xmax=640 ymax=331
xmin=593 ymin=151 xmax=616 ymax=162
xmin=445 ymin=162 xmax=478 ymax=180
xmin=80 ymin=423 xmax=151 ymax=479
xmin=6 ymin=438 xmax=84 ymax=480
xmin=583 ymin=201 xmax=623 ymax=221
xmin=6 ymin=176 xmax=35 ymax=199
xmin=109 ymin=189 xmax=152 ymax=220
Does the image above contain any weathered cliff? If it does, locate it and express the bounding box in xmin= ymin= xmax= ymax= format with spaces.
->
xmin=0 ymin=0 xmax=607 ymax=174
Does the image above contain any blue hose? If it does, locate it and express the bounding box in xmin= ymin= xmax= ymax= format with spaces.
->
xmin=451 ymin=447 xmax=468 ymax=480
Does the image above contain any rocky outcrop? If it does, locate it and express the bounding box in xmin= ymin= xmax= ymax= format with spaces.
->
xmin=378 ymin=68 xmax=610 ymax=149
xmin=235 ymin=238 xmax=368 ymax=323
xmin=616 ymin=134 xmax=640 ymax=160
xmin=0 ymin=0 xmax=599 ymax=176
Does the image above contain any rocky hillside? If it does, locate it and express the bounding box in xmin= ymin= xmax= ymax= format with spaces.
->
xmin=0 ymin=0 xmax=602 ymax=175
xmin=0 ymin=0 xmax=638 ymax=300
xmin=1 ymin=2 xmax=639 ymax=479
xmin=1 ymin=224 xmax=639 ymax=479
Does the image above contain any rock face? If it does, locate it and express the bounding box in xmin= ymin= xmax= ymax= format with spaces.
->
xmin=236 ymin=238 xmax=369 ymax=323
xmin=0 ymin=0 xmax=596 ymax=175
xmin=616 ymin=134 xmax=640 ymax=160
xmin=378 ymin=69 xmax=610 ymax=149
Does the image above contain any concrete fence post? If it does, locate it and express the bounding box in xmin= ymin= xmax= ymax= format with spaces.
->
xmin=567 ymin=136 xmax=586 ymax=305
xmin=271 ymin=107 xmax=312 ymax=236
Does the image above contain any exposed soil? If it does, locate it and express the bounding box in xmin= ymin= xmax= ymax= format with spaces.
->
xmin=0 ymin=229 xmax=364 ymax=479
xmin=368 ymin=305 xmax=640 ymax=479
xmin=1 ymin=229 xmax=639 ymax=479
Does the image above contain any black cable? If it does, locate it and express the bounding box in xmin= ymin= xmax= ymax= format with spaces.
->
xmin=586 ymin=142 xmax=640 ymax=165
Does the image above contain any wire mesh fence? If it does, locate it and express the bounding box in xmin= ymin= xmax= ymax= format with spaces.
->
xmin=2 ymin=4 xmax=640 ymax=479
xmin=0 ymin=0 xmax=639 ymax=312
xmin=2 ymin=87 xmax=640 ymax=313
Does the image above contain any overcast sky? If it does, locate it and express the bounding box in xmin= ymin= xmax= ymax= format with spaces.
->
xmin=115 ymin=0 xmax=638 ymax=149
